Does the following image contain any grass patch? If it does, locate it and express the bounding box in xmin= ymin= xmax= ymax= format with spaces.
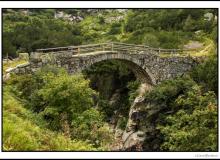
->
xmin=159 ymin=38 xmax=215 ymax=58
xmin=189 ymin=38 xmax=216 ymax=57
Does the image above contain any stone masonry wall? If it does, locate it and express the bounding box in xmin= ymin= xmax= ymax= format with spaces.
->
xmin=28 ymin=50 xmax=199 ymax=85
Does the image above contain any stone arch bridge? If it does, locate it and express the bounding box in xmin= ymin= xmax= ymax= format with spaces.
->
xmin=9 ymin=42 xmax=199 ymax=85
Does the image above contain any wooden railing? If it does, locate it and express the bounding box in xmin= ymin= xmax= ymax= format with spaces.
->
xmin=36 ymin=42 xmax=193 ymax=55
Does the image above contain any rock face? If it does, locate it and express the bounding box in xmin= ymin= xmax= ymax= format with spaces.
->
xmin=122 ymin=83 xmax=153 ymax=151
xmin=122 ymin=97 xmax=166 ymax=151
xmin=27 ymin=50 xmax=199 ymax=85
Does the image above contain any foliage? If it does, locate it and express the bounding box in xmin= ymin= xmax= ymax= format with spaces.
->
xmin=144 ymin=76 xmax=196 ymax=106
xmin=116 ymin=117 xmax=128 ymax=130
xmin=124 ymin=9 xmax=217 ymax=48
xmin=190 ymin=55 xmax=217 ymax=94
xmin=158 ymin=85 xmax=217 ymax=151
xmin=127 ymin=80 xmax=141 ymax=103
xmin=98 ymin=99 xmax=113 ymax=119
xmin=3 ymin=86 xmax=97 ymax=151
xmin=8 ymin=66 xmax=112 ymax=149
xmin=3 ymin=9 xmax=217 ymax=57
xmin=8 ymin=66 xmax=67 ymax=108
xmin=141 ymin=69 xmax=217 ymax=151
xmin=38 ymin=73 xmax=96 ymax=130
xmin=71 ymin=108 xmax=113 ymax=147
xmin=141 ymin=71 xmax=217 ymax=151
xmin=3 ymin=11 xmax=82 ymax=57
xmin=2 ymin=9 xmax=218 ymax=152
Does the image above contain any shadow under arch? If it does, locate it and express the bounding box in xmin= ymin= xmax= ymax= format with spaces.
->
xmin=79 ymin=58 xmax=156 ymax=86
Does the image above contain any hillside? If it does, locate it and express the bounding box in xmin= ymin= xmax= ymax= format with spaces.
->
xmin=3 ymin=9 xmax=217 ymax=57
xmin=3 ymin=86 xmax=100 ymax=151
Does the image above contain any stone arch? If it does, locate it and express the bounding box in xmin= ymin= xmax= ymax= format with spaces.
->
xmin=72 ymin=52 xmax=156 ymax=85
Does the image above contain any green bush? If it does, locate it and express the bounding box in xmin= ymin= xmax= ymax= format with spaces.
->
xmin=142 ymin=33 xmax=160 ymax=47
xmin=9 ymin=66 xmax=113 ymax=149
xmin=117 ymin=117 xmax=128 ymax=130
xmin=127 ymin=80 xmax=140 ymax=103
xmin=35 ymin=70 xmax=96 ymax=130
xmin=3 ymin=86 xmax=97 ymax=151
xmin=71 ymin=108 xmax=113 ymax=147
xmin=190 ymin=55 xmax=217 ymax=94
xmin=108 ymin=22 xmax=122 ymax=35
xmin=141 ymin=73 xmax=217 ymax=151
xmin=144 ymin=76 xmax=196 ymax=106
xmin=158 ymin=85 xmax=217 ymax=151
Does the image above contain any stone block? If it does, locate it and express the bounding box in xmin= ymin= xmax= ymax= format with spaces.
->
xmin=16 ymin=62 xmax=30 ymax=68
xmin=18 ymin=53 xmax=29 ymax=60
xmin=14 ymin=68 xmax=19 ymax=74
xmin=38 ymin=62 xmax=42 ymax=67
xmin=5 ymin=67 xmax=15 ymax=73
xmin=19 ymin=68 xmax=25 ymax=73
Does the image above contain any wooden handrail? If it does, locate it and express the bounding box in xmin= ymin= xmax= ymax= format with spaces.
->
xmin=35 ymin=42 xmax=194 ymax=54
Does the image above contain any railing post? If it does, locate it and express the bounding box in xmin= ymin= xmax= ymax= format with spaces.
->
xmin=111 ymin=42 xmax=114 ymax=51
xmin=159 ymin=48 xmax=161 ymax=54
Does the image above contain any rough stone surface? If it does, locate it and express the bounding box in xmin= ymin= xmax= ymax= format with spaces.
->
xmin=122 ymin=97 xmax=163 ymax=151
xmin=28 ymin=50 xmax=199 ymax=85
xmin=121 ymin=83 xmax=152 ymax=150
xmin=3 ymin=62 xmax=31 ymax=82
xmin=18 ymin=53 xmax=29 ymax=60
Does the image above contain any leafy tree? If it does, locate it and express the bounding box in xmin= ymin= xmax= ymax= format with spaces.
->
xmin=158 ymin=85 xmax=217 ymax=151
xmin=142 ymin=33 xmax=159 ymax=47
xmin=190 ymin=55 xmax=217 ymax=94
xmin=183 ymin=15 xmax=195 ymax=31
xmin=144 ymin=76 xmax=196 ymax=105
xmin=3 ymin=38 xmax=17 ymax=58
xmin=3 ymin=8 xmax=218 ymax=57
xmin=37 ymin=72 xmax=96 ymax=130
xmin=3 ymin=86 xmax=98 ymax=151
xmin=71 ymin=108 xmax=113 ymax=147
xmin=108 ymin=22 xmax=122 ymax=35
xmin=9 ymin=66 xmax=113 ymax=148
